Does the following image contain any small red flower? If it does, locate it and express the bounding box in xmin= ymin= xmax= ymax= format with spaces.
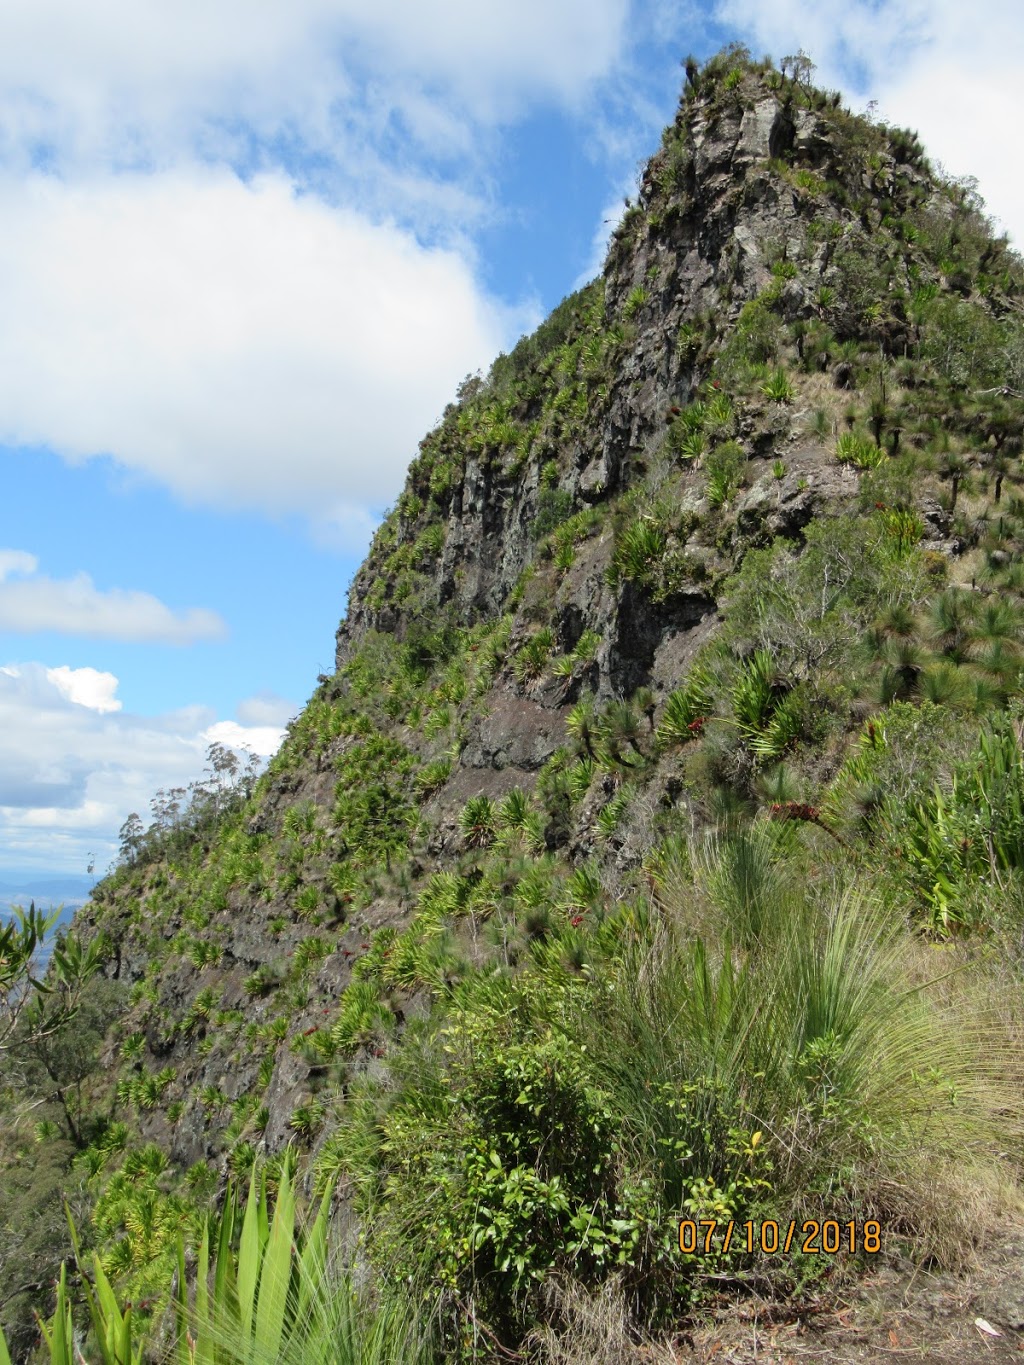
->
xmin=688 ymin=716 xmax=706 ymax=733
xmin=570 ymin=913 xmax=585 ymax=928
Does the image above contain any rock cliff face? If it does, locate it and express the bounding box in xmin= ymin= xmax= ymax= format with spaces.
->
xmin=44 ymin=49 xmax=1023 ymax=1335
xmin=337 ymin=76 xmax=937 ymax=697
xmin=75 ymin=54 xmax=1014 ymax=1167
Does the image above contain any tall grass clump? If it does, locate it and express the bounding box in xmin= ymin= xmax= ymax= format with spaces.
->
xmin=594 ymin=828 xmax=1024 ymax=1261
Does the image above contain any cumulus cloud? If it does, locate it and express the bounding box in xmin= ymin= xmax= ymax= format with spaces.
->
xmin=46 ymin=665 xmax=122 ymax=713
xmin=0 ymin=662 xmax=286 ymax=873
xmin=0 ymin=548 xmax=225 ymax=643
xmin=0 ymin=170 xmax=525 ymax=531
xmin=0 ymin=0 xmax=628 ymax=172
xmin=716 ymin=0 xmax=1024 ymax=243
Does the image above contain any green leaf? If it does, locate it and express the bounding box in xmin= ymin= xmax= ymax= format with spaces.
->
xmin=295 ymin=1187 xmax=331 ymax=1328
xmin=252 ymin=1165 xmax=295 ymax=1365
xmin=237 ymin=1169 xmax=261 ymax=1346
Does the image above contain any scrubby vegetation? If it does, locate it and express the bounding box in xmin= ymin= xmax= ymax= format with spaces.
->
xmin=5 ymin=44 xmax=1024 ymax=1364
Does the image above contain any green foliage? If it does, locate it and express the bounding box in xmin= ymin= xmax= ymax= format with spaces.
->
xmin=705 ymin=440 xmax=746 ymax=508
xmin=332 ymin=735 xmax=417 ymax=862
xmin=552 ymin=629 xmax=602 ymax=691
xmin=331 ymin=981 xmax=393 ymax=1054
xmin=720 ymin=514 xmax=924 ymax=679
xmin=657 ymin=665 xmax=717 ymax=747
xmin=534 ymin=487 xmax=574 ymax=538
xmin=514 ymin=627 xmax=555 ymax=683
xmin=624 ymin=285 xmax=648 ymax=318
xmin=886 ymin=714 xmax=1024 ymax=931
xmin=414 ymin=758 xmax=451 ymax=801
xmin=336 ymin=1009 xmax=649 ymax=1340
xmin=610 ymin=517 xmax=667 ymax=589
xmin=548 ymin=506 xmax=602 ymax=571
xmin=835 ymin=430 xmax=884 ymax=469
xmin=459 ymin=796 xmax=497 ymax=849
xmin=759 ymin=368 xmax=795 ymax=403
xmin=714 ymin=298 xmax=781 ymax=382
xmin=323 ymin=827 xmax=1022 ymax=1355
xmin=0 ymin=905 xmax=104 ymax=1056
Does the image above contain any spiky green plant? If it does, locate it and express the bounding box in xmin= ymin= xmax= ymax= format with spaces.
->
xmin=514 ymin=628 xmax=555 ymax=683
xmin=566 ymin=696 xmax=599 ymax=756
xmin=413 ymin=758 xmax=451 ymax=801
xmin=835 ymin=430 xmax=884 ymax=468
xmin=656 ymin=664 xmax=717 ymax=747
xmin=172 ymin=1166 xmax=432 ymax=1365
xmin=760 ymin=368 xmax=795 ymax=402
xmin=730 ymin=650 xmax=779 ymax=737
xmin=458 ymin=795 xmax=497 ymax=849
xmin=611 ymin=518 xmax=667 ymax=587
xmin=927 ymin=588 xmax=978 ymax=662
xmin=598 ymin=700 xmax=646 ymax=767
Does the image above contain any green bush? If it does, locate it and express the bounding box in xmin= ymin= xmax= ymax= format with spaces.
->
xmin=656 ymin=664 xmax=717 ymax=747
xmin=705 ymin=441 xmax=746 ymax=508
xmin=835 ymin=430 xmax=884 ymax=468
xmin=760 ymin=368 xmax=795 ymax=403
xmin=610 ymin=518 xmax=667 ymax=589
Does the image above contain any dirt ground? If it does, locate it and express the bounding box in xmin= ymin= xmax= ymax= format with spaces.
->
xmin=669 ymin=1224 xmax=1024 ymax=1363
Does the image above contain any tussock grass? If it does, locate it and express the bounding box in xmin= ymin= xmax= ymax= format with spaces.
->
xmin=587 ymin=824 xmax=1024 ymax=1266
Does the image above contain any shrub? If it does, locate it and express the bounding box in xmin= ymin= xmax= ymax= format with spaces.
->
xmin=514 ymin=628 xmax=556 ymax=683
xmin=414 ymin=758 xmax=452 ymax=801
xmin=760 ymin=368 xmax=795 ymax=402
xmin=611 ymin=518 xmax=667 ymax=588
xmin=835 ymin=431 xmax=884 ymax=468
xmin=458 ymin=795 xmax=497 ymax=849
xmin=705 ymin=441 xmax=746 ymax=508
xmin=535 ymin=487 xmax=574 ymax=538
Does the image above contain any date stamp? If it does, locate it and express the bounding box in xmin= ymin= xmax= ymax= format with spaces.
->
xmin=678 ymin=1218 xmax=882 ymax=1256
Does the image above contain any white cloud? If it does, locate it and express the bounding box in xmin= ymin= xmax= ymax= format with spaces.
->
xmin=0 ymin=550 xmax=37 ymax=580
xmin=0 ymin=0 xmax=629 ymax=172
xmin=0 ymin=548 xmax=225 ymax=643
xmin=202 ymin=719 xmax=286 ymax=759
xmin=46 ymin=665 xmax=122 ymax=713
xmin=0 ymin=169 xmax=526 ymax=531
xmin=236 ymin=692 xmax=299 ymax=728
xmin=716 ymin=0 xmax=1024 ymax=244
xmin=0 ymin=662 xmax=286 ymax=873
xmin=0 ymin=3 xmax=636 ymax=538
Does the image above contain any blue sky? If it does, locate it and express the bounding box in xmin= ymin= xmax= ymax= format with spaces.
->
xmin=1 ymin=0 xmax=1021 ymax=879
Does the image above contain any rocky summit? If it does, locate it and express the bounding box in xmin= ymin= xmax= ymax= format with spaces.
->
xmin=4 ymin=45 xmax=1024 ymax=1364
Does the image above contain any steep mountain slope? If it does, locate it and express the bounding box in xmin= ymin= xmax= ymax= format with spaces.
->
xmin=5 ymin=45 xmax=1024 ymax=1361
